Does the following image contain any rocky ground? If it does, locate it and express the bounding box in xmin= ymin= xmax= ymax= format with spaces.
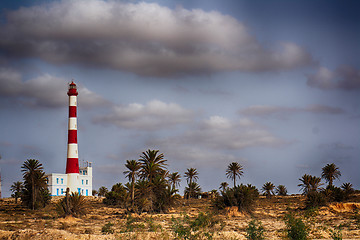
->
xmin=0 ymin=194 xmax=359 ymax=239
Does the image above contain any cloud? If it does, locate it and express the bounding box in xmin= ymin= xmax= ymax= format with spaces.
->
xmin=0 ymin=68 xmax=108 ymax=108
xmin=93 ymin=100 xmax=195 ymax=130
xmin=0 ymin=0 xmax=314 ymax=77
xmin=307 ymin=66 xmax=360 ymax=90
xmin=241 ymin=104 xmax=345 ymax=118
xmin=161 ymin=144 xmax=243 ymax=168
xmin=152 ymin=116 xmax=286 ymax=151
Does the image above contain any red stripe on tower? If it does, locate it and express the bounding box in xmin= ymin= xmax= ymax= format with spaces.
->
xmin=69 ymin=106 xmax=77 ymax=117
xmin=68 ymin=130 xmax=78 ymax=143
xmin=66 ymin=81 xmax=80 ymax=174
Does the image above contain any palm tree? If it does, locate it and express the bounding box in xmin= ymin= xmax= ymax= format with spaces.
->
xmin=276 ymin=185 xmax=288 ymax=196
xmin=321 ymin=163 xmax=341 ymax=187
xmin=298 ymin=174 xmax=312 ymax=195
xmin=124 ymin=159 xmax=141 ymax=207
xmin=184 ymin=168 xmax=199 ymax=186
xmin=184 ymin=182 xmax=201 ymax=199
xmin=262 ymin=182 xmax=275 ymax=198
xmin=309 ymin=175 xmax=323 ymax=192
xmin=10 ymin=181 xmax=23 ymax=203
xmin=219 ymin=182 xmax=229 ymax=192
xmin=139 ymin=149 xmax=167 ymax=182
xmin=135 ymin=180 xmax=153 ymax=213
xmin=92 ymin=190 xmax=98 ymax=196
xmin=341 ymin=182 xmax=354 ymax=200
xmin=98 ymin=186 xmax=108 ymax=197
xmin=226 ymin=162 xmax=243 ymax=187
xmin=341 ymin=182 xmax=354 ymax=193
xmin=168 ymin=172 xmax=181 ymax=190
xmin=21 ymin=159 xmax=48 ymax=210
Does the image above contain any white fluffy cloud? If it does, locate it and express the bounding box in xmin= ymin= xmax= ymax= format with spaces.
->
xmin=0 ymin=0 xmax=314 ymax=77
xmin=93 ymin=100 xmax=195 ymax=130
xmin=307 ymin=66 xmax=360 ymax=90
xmin=0 ymin=68 xmax=108 ymax=108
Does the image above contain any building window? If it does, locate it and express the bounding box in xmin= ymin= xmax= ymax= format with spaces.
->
xmin=82 ymin=179 xmax=84 ymax=185
xmin=86 ymin=189 xmax=88 ymax=196
xmin=56 ymin=178 xmax=59 ymax=184
xmin=61 ymin=178 xmax=63 ymax=184
xmin=86 ymin=180 xmax=88 ymax=185
xmin=56 ymin=188 xmax=59 ymax=196
xmin=61 ymin=189 xmax=64 ymax=194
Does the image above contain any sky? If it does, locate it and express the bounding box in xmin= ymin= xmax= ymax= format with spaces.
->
xmin=0 ymin=0 xmax=359 ymax=197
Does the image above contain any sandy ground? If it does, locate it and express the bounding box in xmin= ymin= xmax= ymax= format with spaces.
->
xmin=0 ymin=194 xmax=359 ymax=239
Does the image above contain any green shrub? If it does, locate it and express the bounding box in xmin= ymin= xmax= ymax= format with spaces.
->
xmin=213 ymin=184 xmax=259 ymax=213
xmin=103 ymin=183 xmax=129 ymax=207
xmin=284 ymin=212 xmax=309 ymax=240
xmin=341 ymin=183 xmax=354 ymax=199
xmin=352 ymin=210 xmax=360 ymax=229
xmin=102 ymin=222 xmax=114 ymax=234
xmin=171 ymin=212 xmax=224 ymax=240
xmin=304 ymin=207 xmax=318 ymax=219
xmin=146 ymin=217 xmax=162 ymax=232
xmin=119 ymin=215 xmax=147 ymax=233
xmin=329 ymin=227 xmax=342 ymax=240
xmin=56 ymin=190 xmax=87 ymax=217
xmin=123 ymin=215 xmax=136 ymax=232
xmin=322 ymin=186 xmax=346 ymax=202
xmin=246 ymin=219 xmax=265 ymax=240
xmin=276 ymin=185 xmax=288 ymax=196
xmin=305 ymin=191 xmax=327 ymax=209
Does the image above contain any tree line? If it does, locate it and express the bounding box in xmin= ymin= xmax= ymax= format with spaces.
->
xmin=9 ymin=150 xmax=356 ymax=214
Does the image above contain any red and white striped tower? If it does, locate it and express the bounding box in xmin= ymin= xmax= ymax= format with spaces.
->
xmin=66 ymin=81 xmax=80 ymax=193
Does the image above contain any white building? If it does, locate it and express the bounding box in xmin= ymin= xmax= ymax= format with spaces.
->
xmin=46 ymin=161 xmax=92 ymax=196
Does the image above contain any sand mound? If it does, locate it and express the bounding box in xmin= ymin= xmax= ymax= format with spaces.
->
xmin=225 ymin=206 xmax=243 ymax=217
xmin=329 ymin=202 xmax=360 ymax=212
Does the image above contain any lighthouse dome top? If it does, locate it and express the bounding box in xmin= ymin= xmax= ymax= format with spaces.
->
xmin=67 ymin=81 xmax=78 ymax=96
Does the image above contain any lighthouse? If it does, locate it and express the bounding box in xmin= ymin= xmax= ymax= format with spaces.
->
xmin=46 ymin=81 xmax=92 ymax=196
xmin=66 ymin=81 xmax=80 ymax=193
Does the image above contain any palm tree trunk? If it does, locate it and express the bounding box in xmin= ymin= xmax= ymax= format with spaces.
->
xmin=233 ymin=171 xmax=236 ymax=188
xmin=131 ymin=175 xmax=135 ymax=208
xmin=189 ymin=178 xmax=192 ymax=198
xmin=32 ymin=179 xmax=35 ymax=210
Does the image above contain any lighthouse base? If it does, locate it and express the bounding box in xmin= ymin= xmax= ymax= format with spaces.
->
xmin=46 ymin=164 xmax=92 ymax=196
xmin=67 ymin=173 xmax=80 ymax=194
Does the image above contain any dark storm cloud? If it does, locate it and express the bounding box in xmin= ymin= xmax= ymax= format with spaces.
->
xmin=241 ymin=104 xmax=345 ymax=118
xmin=0 ymin=0 xmax=315 ymax=77
xmin=0 ymin=68 xmax=108 ymax=108
xmin=307 ymin=66 xmax=360 ymax=90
